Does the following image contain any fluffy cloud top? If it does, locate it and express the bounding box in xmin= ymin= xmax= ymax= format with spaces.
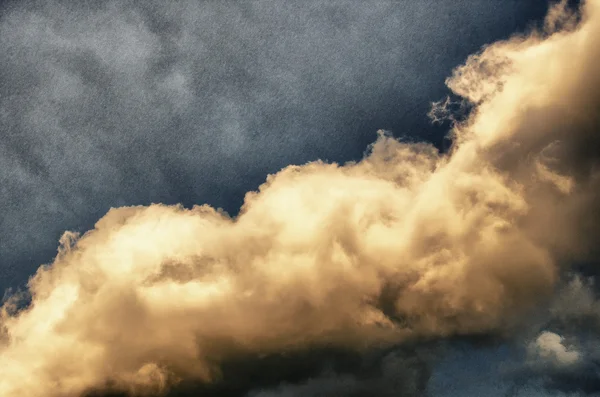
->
xmin=530 ymin=332 xmax=580 ymax=366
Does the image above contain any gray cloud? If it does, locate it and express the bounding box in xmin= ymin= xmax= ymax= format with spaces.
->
xmin=246 ymin=347 xmax=433 ymax=397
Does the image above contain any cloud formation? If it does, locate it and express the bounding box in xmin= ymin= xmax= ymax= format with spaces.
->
xmin=1 ymin=0 xmax=600 ymax=396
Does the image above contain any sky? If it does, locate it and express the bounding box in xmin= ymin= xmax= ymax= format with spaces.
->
xmin=0 ymin=0 xmax=554 ymax=294
xmin=1 ymin=0 xmax=599 ymax=396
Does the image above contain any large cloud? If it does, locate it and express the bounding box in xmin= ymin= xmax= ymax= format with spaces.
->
xmin=2 ymin=0 xmax=600 ymax=396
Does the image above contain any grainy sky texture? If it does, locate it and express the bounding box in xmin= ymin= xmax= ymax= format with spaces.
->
xmin=0 ymin=0 xmax=551 ymax=293
xmin=1 ymin=1 xmax=599 ymax=397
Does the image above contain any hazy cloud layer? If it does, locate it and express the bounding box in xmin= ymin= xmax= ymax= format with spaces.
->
xmin=0 ymin=0 xmax=549 ymax=294
xmin=1 ymin=1 xmax=599 ymax=396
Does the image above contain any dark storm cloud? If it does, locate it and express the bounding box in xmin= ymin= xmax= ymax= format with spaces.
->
xmin=245 ymin=347 xmax=433 ymax=397
xmin=81 ymin=345 xmax=435 ymax=397
xmin=0 ymin=0 xmax=548 ymax=294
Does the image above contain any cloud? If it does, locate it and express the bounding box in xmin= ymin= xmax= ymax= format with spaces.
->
xmin=246 ymin=346 xmax=433 ymax=397
xmin=529 ymin=332 xmax=580 ymax=366
xmin=1 ymin=0 xmax=600 ymax=396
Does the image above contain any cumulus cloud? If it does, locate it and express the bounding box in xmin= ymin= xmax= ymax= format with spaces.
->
xmin=1 ymin=0 xmax=600 ymax=396
xmin=529 ymin=332 xmax=580 ymax=366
